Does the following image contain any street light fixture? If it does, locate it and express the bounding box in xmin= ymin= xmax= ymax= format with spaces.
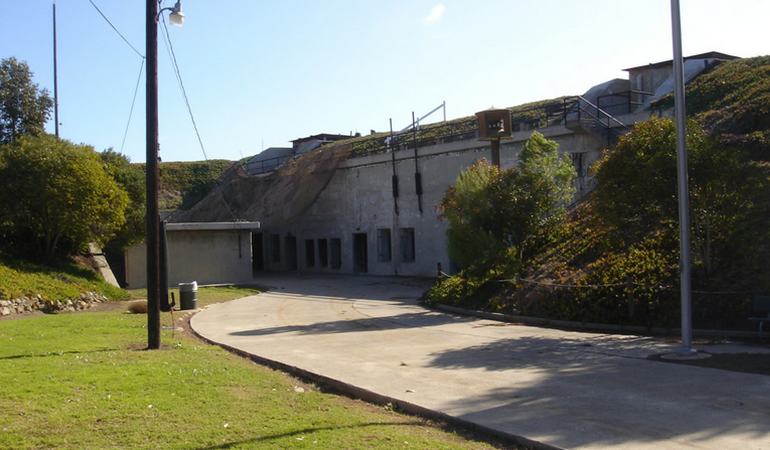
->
xmin=166 ymin=1 xmax=185 ymax=27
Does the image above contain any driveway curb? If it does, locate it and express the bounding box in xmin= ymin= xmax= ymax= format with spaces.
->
xmin=432 ymin=303 xmax=763 ymax=339
xmin=190 ymin=313 xmax=562 ymax=450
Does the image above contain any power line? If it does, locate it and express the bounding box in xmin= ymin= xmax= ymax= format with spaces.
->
xmin=87 ymin=0 xmax=145 ymax=59
xmin=119 ymin=58 xmax=145 ymax=154
xmin=160 ymin=16 xmax=208 ymax=160
xmin=159 ymin=15 xmax=238 ymax=221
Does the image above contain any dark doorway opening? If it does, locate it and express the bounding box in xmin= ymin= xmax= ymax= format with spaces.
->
xmin=318 ymin=239 xmax=328 ymax=267
xmin=330 ymin=238 xmax=341 ymax=269
xmin=305 ymin=239 xmax=315 ymax=268
xmin=353 ymin=233 xmax=368 ymax=273
xmin=285 ymin=235 xmax=297 ymax=271
xmin=251 ymin=232 xmax=264 ymax=274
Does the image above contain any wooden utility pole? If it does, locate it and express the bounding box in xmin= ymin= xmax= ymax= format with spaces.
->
xmin=146 ymin=0 xmax=161 ymax=349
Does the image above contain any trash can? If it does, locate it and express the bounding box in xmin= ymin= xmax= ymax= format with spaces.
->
xmin=179 ymin=281 xmax=198 ymax=310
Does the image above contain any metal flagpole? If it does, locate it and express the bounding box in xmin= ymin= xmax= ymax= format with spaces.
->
xmin=670 ymin=0 xmax=695 ymax=355
xmin=52 ymin=1 xmax=59 ymax=139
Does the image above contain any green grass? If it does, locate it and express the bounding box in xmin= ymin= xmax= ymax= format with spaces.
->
xmin=131 ymin=159 xmax=233 ymax=210
xmin=0 ymin=257 xmax=128 ymax=301
xmin=0 ymin=299 xmax=495 ymax=449
xmin=127 ymin=285 xmax=263 ymax=309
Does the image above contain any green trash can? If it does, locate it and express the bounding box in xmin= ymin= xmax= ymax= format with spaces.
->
xmin=179 ymin=281 xmax=198 ymax=310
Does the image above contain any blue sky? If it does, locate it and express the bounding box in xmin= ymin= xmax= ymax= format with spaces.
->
xmin=1 ymin=0 xmax=769 ymax=163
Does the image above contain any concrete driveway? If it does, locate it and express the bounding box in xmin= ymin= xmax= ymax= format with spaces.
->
xmin=191 ymin=274 xmax=770 ymax=450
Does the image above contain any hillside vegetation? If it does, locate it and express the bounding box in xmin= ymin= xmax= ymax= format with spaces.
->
xmin=131 ymin=159 xmax=233 ymax=210
xmin=427 ymin=56 xmax=770 ymax=331
xmin=656 ymin=55 xmax=770 ymax=159
xmin=0 ymin=256 xmax=127 ymax=302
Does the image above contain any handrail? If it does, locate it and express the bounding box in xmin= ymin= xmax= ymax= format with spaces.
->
xmin=244 ymin=153 xmax=293 ymax=175
xmin=576 ymin=96 xmax=628 ymax=129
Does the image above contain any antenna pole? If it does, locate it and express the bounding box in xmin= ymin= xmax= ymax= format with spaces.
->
xmin=52 ymin=1 xmax=59 ymax=139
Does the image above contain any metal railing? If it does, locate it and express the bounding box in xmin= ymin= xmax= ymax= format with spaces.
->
xmin=596 ymin=90 xmax=653 ymax=115
xmin=244 ymin=154 xmax=292 ymax=175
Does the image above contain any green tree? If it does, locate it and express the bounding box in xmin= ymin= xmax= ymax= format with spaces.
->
xmin=593 ymin=117 xmax=770 ymax=283
xmin=439 ymin=132 xmax=576 ymax=268
xmin=0 ymin=57 xmax=53 ymax=144
xmin=0 ymin=135 xmax=128 ymax=260
xmin=101 ymin=149 xmax=145 ymax=250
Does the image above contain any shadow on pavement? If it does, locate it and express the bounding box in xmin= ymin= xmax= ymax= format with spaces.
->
xmin=428 ymin=336 xmax=770 ymax=448
xmin=230 ymin=311 xmax=476 ymax=336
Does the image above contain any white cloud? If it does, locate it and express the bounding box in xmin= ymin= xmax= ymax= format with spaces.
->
xmin=425 ymin=4 xmax=446 ymax=24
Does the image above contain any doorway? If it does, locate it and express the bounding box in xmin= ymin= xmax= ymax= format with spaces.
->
xmin=353 ymin=233 xmax=368 ymax=273
xmin=251 ymin=232 xmax=264 ymax=274
xmin=284 ymin=235 xmax=297 ymax=271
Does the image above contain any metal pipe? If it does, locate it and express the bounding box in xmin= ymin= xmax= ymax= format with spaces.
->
xmin=145 ymin=0 xmax=161 ymax=349
xmin=159 ymin=219 xmax=171 ymax=312
xmin=389 ymin=118 xmax=399 ymax=216
xmin=412 ymin=112 xmax=423 ymax=214
xmin=399 ymin=102 xmax=446 ymax=134
xmin=670 ymin=0 xmax=694 ymax=354
xmin=52 ymin=2 xmax=59 ymax=139
xmin=490 ymin=139 xmax=500 ymax=167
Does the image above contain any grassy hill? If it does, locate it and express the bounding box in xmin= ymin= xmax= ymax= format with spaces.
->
xmin=0 ymin=256 xmax=127 ymax=302
xmin=655 ymin=55 xmax=770 ymax=160
xmin=131 ymin=159 xmax=233 ymax=210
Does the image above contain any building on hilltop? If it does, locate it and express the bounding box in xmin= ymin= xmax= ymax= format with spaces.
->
xmin=123 ymin=52 xmax=738 ymax=288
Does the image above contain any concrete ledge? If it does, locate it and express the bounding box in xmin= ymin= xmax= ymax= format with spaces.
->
xmin=432 ymin=303 xmax=763 ymax=339
xmin=190 ymin=315 xmax=562 ymax=450
xmin=166 ymin=221 xmax=260 ymax=231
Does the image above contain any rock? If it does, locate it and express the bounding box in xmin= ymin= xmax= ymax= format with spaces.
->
xmin=0 ymin=300 xmax=10 ymax=307
xmin=0 ymin=307 xmax=10 ymax=316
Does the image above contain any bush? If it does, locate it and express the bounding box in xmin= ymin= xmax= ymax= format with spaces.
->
xmin=438 ymin=132 xmax=575 ymax=269
xmin=0 ymin=135 xmax=128 ymax=260
xmin=101 ymin=150 xmax=145 ymax=250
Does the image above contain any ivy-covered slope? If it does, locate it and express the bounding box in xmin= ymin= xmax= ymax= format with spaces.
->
xmin=428 ymin=55 xmax=770 ymax=330
xmin=131 ymin=159 xmax=233 ymax=210
xmin=655 ymin=55 xmax=770 ymax=159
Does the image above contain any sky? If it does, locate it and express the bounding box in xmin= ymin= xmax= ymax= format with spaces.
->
xmin=1 ymin=0 xmax=769 ymax=163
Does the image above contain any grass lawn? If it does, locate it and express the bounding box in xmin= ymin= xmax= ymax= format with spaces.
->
xmin=127 ymin=285 xmax=263 ymax=309
xmin=0 ymin=290 xmax=497 ymax=449
xmin=0 ymin=257 xmax=127 ymax=301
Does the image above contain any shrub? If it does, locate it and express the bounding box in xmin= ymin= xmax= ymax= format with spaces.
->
xmin=0 ymin=135 xmax=128 ymax=260
xmin=438 ymin=132 xmax=575 ymax=269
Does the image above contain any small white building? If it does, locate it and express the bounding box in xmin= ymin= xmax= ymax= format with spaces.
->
xmin=125 ymin=221 xmax=260 ymax=289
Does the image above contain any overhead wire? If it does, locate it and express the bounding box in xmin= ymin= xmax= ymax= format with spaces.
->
xmin=120 ymin=59 xmax=145 ymax=154
xmin=159 ymin=14 xmax=238 ymax=221
xmin=87 ymin=0 xmax=145 ymax=156
xmin=87 ymin=0 xmax=145 ymax=59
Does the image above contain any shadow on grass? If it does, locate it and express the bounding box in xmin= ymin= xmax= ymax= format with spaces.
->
xmin=195 ymin=421 xmax=422 ymax=449
xmin=0 ymin=347 xmax=120 ymax=361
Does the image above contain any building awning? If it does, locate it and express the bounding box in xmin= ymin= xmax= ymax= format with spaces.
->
xmin=165 ymin=221 xmax=260 ymax=231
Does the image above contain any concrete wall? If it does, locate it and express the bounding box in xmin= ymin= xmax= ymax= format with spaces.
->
xmin=125 ymin=229 xmax=254 ymax=289
xmin=257 ymin=126 xmax=607 ymax=278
